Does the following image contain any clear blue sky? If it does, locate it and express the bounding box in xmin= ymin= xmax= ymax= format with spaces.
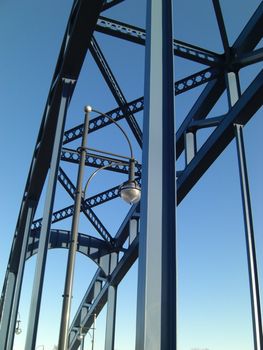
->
xmin=0 ymin=1 xmax=263 ymax=349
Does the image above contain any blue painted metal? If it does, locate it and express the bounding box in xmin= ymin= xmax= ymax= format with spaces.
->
xmin=235 ymin=47 xmax=263 ymax=68
xmin=57 ymin=167 xmax=113 ymax=244
xmin=104 ymin=285 xmax=117 ymax=350
xmin=177 ymin=68 xmax=263 ymax=203
xmin=63 ymin=66 xmax=219 ymax=146
xmin=69 ymin=237 xmax=139 ymax=350
xmin=0 ymin=202 xmax=35 ymax=350
xmin=136 ymin=1 xmax=176 ymax=349
xmin=63 ymin=98 xmax=144 ymax=145
xmin=184 ymin=131 xmax=197 ymax=166
xmin=176 ymin=2 xmax=263 ymax=160
xmin=61 ymin=148 xmax=142 ymax=176
xmin=68 ymin=205 xmax=139 ymax=350
xmin=225 ymin=71 xmax=241 ymax=108
xmin=25 ymin=79 xmax=74 ymax=350
xmin=1 ymin=1 xmax=263 ymax=348
xmin=96 ymin=16 xmax=222 ymax=66
xmin=212 ymin=0 xmax=230 ymax=56
xmin=90 ymin=36 xmax=143 ymax=147
xmin=26 ymin=229 xmax=111 ymax=265
xmin=226 ymin=67 xmax=263 ymax=350
xmin=235 ymin=124 xmax=263 ymax=350
xmin=1 ymin=1 xmax=104 ymax=342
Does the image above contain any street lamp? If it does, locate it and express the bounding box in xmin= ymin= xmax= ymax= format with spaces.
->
xmin=91 ymin=108 xmax=141 ymax=205
xmin=77 ymin=313 xmax=96 ymax=350
xmin=58 ymin=106 xmax=141 ymax=350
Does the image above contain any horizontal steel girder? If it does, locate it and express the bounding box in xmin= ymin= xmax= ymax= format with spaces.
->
xmin=63 ymin=67 xmax=220 ymax=145
xmin=31 ymin=166 xmax=141 ymax=236
xmin=63 ymin=97 xmax=144 ymax=145
xmin=96 ymin=16 xmax=223 ymax=66
xmin=27 ymin=229 xmax=111 ymax=264
xmin=61 ymin=148 xmax=142 ymax=176
xmin=177 ymin=68 xmax=263 ymax=203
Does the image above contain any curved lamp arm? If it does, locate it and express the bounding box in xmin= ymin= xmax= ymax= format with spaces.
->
xmin=83 ymin=161 xmax=128 ymax=198
xmin=91 ymin=108 xmax=134 ymax=159
xmin=83 ymin=161 xmax=141 ymax=205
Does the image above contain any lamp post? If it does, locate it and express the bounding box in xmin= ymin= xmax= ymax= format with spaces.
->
xmin=58 ymin=106 xmax=140 ymax=350
xmin=78 ymin=313 xmax=96 ymax=350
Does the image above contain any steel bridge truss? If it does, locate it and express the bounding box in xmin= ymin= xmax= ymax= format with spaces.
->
xmin=0 ymin=0 xmax=263 ymax=349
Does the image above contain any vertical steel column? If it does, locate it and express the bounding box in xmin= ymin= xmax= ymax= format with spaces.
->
xmin=0 ymin=273 xmax=15 ymax=347
xmin=6 ymin=202 xmax=36 ymax=350
xmin=184 ymin=131 xmax=197 ymax=166
xmin=0 ymin=200 xmax=35 ymax=349
xmin=136 ymin=0 xmax=176 ymax=349
xmin=226 ymin=70 xmax=263 ymax=350
xmin=226 ymin=71 xmax=241 ymax=108
xmin=104 ymin=253 xmax=118 ymax=350
xmin=104 ymin=286 xmax=117 ymax=350
xmin=25 ymin=78 xmax=74 ymax=349
xmin=235 ymin=124 xmax=263 ymax=350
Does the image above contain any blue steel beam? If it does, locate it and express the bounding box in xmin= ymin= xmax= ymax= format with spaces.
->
xmin=136 ymin=1 xmax=176 ymax=349
xmin=235 ymin=124 xmax=263 ymax=350
xmin=96 ymin=16 xmax=222 ymax=66
xmin=67 ymin=67 xmax=263 ymax=350
xmin=89 ymin=36 xmax=143 ymax=147
xmin=0 ymin=0 xmax=104 ymax=335
xmin=27 ymin=229 xmax=111 ymax=266
xmin=57 ymin=167 xmax=113 ymax=244
xmin=102 ymin=0 xmax=125 ymax=11
xmin=61 ymin=148 xmax=142 ymax=176
xmin=63 ymin=97 xmax=144 ymax=145
xmin=233 ymin=2 xmax=263 ymax=54
xmin=175 ymin=67 xmax=221 ymax=95
xmin=31 ymin=172 xmax=141 ymax=234
xmin=212 ymin=0 xmax=230 ymax=56
xmin=68 ymin=205 xmax=140 ymax=350
xmin=0 ymin=202 xmax=36 ymax=350
xmin=176 ymin=2 xmax=263 ymax=159
xmin=225 ymin=68 xmax=263 ymax=350
xmin=63 ymin=67 xmax=219 ymax=145
xmin=31 ymin=187 xmax=118 ymax=231
xmin=67 ymin=5 xmax=263 ymax=350
xmin=234 ymin=48 xmax=263 ymax=68
xmin=70 ymin=236 xmax=139 ymax=350
xmin=25 ymin=79 xmax=73 ymax=350
xmin=1 ymin=2 xmax=262 ymax=348
xmin=177 ymin=68 xmax=263 ymax=203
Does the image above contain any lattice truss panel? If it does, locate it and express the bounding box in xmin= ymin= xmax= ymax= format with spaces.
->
xmin=1 ymin=0 xmax=263 ymax=349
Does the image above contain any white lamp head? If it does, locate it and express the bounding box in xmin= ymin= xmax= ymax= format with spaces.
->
xmin=119 ymin=180 xmax=141 ymax=204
